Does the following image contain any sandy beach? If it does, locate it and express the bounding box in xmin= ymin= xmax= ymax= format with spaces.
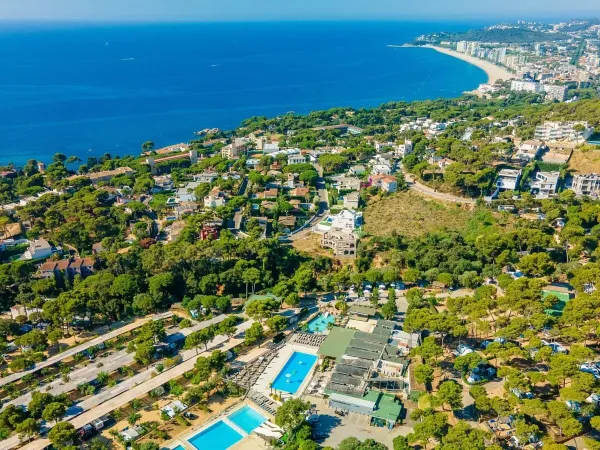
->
xmin=424 ymin=45 xmax=513 ymax=84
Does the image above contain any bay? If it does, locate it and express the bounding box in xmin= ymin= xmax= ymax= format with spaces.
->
xmin=0 ymin=21 xmax=487 ymax=165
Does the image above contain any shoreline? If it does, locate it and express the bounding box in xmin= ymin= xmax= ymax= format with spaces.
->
xmin=397 ymin=44 xmax=513 ymax=85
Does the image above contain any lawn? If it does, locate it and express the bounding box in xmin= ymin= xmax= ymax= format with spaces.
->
xmin=363 ymin=191 xmax=474 ymax=237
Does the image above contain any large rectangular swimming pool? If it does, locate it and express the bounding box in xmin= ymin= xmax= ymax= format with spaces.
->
xmin=187 ymin=420 xmax=243 ymax=450
xmin=272 ymin=351 xmax=318 ymax=394
xmin=228 ymin=404 xmax=266 ymax=434
xmin=306 ymin=313 xmax=335 ymax=333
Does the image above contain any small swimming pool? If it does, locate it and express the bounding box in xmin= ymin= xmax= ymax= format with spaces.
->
xmin=228 ymin=404 xmax=266 ymax=434
xmin=272 ymin=351 xmax=318 ymax=394
xmin=187 ymin=420 xmax=243 ymax=450
xmin=306 ymin=313 xmax=335 ymax=333
xmin=172 ymin=446 xmax=186 ymax=450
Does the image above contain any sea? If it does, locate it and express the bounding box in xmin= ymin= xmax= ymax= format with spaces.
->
xmin=0 ymin=21 xmax=488 ymax=166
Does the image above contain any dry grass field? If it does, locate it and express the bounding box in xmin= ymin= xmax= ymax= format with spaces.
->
xmin=569 ymin=148 xmax=600 ymax=174
xmin=363 ymin=191 xmax=474 ymax=237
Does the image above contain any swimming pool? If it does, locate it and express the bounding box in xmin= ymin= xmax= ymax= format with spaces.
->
xmin=228 ymin=404 xmax=266 ymax=434
xmin=306 ymin=313 xmax=335 ymax=333
xmin=187 ymin=420 xmax=243 ymax=450
xmin=272 ymin=351 xmax=318 ymax=394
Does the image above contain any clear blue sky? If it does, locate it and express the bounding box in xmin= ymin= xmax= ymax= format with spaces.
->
xmin=1 ymin=0 xmax=598 ymax=22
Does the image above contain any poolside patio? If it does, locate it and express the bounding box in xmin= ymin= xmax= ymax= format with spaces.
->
xmin=251 ymin=343 xmax=319 ymax=401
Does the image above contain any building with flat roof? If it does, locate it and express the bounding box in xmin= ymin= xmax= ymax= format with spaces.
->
xmin=531 ymin=171 xmax=560 ymax=198
xmin=534 ymin=121 xmax=593 ymax=142
xmin=572 ymin=173 xmax=600 ymax=196
xmin=496 ymin=169 xmax=522 ymax=191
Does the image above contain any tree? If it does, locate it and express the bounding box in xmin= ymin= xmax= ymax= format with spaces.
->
xmin=414 ymin=364 xmax=434 ymax=389
xmin=15 ymin=418 xmax=38 ymax=443
xmin=393 ymin=435 xmax=410 ymax=450
xmin=134 ymin=340 xmax=154 ymax=367
xmin=402 ymin=268 xmax=420 ymax=285
xmin=47 ymin=329 xmax=64 ymax=349
xmin=266 ymin=315 xmax=288 ymax=334
xmin=274 ymin=398 xmax=310 ymax=438
xmin=436 ymin=380 xmax=463 ymax=411
xmin=142 ymin=141 xmax=155 ymax=152
xmin=48 ymin=421 xmax=76 ymax=449
xmin=42 ymin=402 xmax=67 ymax=425
xmin=408 ymin=410 xmax=448 ymax=445
xmin=194 ymin=357 xmax=212 ymax=381
xmin=381 ymin=299 xmax=397 ymax=320
xmin=138 ymin=443 xmax=160 ymax=450
xmin=411 ymin=337 xmax=443 ymax=365
xmin=245 ymin=322 xmax=264 ymax=346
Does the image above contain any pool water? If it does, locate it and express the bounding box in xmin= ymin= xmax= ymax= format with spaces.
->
xmin=187 ymin=420 xmax=243 ymax=450
xmin=306 ymin=313 xmax=335 ymax=333
xmin=272 ymin=351 xmax=318 ymax=394
xmin=228 ymin=405 xmax=266 ymax=434
xmin=172 ymin=446 xmax=185 ymax=450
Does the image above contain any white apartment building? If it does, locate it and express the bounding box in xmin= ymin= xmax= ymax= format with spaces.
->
xmin=572 ymin=174 xmax=600 ymax=196
xmin=511 ymin=80 xmax=542 ymax=93
xmin=534 ymin=121 xmax=594 ymax=142
xmin=543 ymin=84 xmax=568 ymax=102
xmin=331 ymin=175 xmax=361 ymax=191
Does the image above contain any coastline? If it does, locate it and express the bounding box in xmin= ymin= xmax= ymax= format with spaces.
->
xmin=397 ymin=44 xmax=513 ymax=85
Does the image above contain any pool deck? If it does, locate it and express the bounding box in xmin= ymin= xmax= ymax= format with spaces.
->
xmin=251 ymin=344 xmax=319 ymax=401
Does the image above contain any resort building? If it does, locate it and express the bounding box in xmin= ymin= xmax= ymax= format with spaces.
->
xmin=316 ymin=322 xmax=406 ymax=428
xmin=572 ymin=173 xmax=600 ymax=196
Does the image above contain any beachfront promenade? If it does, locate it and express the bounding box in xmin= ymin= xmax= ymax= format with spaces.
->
xmin=2 ymin=319 xmax=254 ymax=450
xmin=0 ymin=312 xmax=174 ymax=388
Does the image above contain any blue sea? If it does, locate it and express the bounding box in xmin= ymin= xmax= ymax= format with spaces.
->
xmin=0 ymin=21 xmax=488 ymax=166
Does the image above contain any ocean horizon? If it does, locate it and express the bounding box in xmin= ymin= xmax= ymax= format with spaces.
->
xmin=0 ymin=20 xmax=489 ymax=166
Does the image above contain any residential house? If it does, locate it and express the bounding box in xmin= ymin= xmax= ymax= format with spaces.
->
xmin=255 ymin=188 xmax=278 ymax=199
xmin=288 ymin=154 xmax=306 ymax=165
xmin=153 ymin=175 xmax=174 ymax=191
xmin=24 ymin=239 xmax=53 ymax=260
xmin=343 ymin=191 xmax=360 ymax=210
xmin=174 ymin=202 xmax=199 ymax=218
xmin=371 ymin=164 xmax=392 ymax=176
xmin=515 ymin=140 xmax=545 ymax=162
xmin=321 ymin=229 xmax=358 ymax=257
xmin=39 ymin=257 xmax=95 ymax=280
xmin=278 ymin=215 xmax=297 ymax=231
xmin=496 ymin=169 xmax=522 ymax=191
xmin=200 ymin=224 xmax=219 ymax=240
xmin=204 ymin=190 xmax=227 ymax=208
xmin=193 ymin=171 xmax=219 ymax=183
xmin=395 ymin=140 xmax=413 ymax=158
xmin=330 ymin=209 xmax=363 ymax=231
xmin=349 ymin=165 xmax=366 ymax=175
xmin=331 ymin=175 xmax=361 ymax=191
xmin=370 ymin=175 xmax=398 ymax=193
xmin=175 ymin=182 xmax=200 ymax=203
xmin=67 ymin=166 xmax=136 ymax=184
xmin=290 ymin=187 xmax=310 ymax=198
xmin=530 ymin=171 xmax=560 ymax=197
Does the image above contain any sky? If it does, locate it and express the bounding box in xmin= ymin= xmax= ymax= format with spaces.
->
xmin=0 ymin=0 xmax=599 ymax=22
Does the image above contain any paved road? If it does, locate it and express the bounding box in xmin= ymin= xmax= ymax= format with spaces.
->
xmin=401 ymin=166 xmax=476 ymax=205
xmin=2 ymin=315 xmax=227 ymax=412
xmin=3 ymin=319 xmax=253 ymax=450
xmin=0 ymin=312 xmax=174 ymax=389
xmin=288 ymin=164 xmax=329 ymax=242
